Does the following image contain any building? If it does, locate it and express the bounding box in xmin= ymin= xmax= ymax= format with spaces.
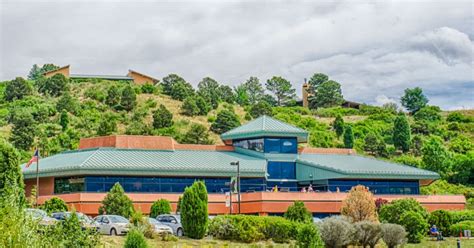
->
xmin=43 ymin=65 xmax=158 ymax=85
xmin=23 ymin=116 xmax=466 ymax=216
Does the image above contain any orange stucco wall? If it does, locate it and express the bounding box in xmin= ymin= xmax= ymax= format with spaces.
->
xmin=127 ymin=71 xmax=156 ymax=85
xmin=25 ymin=177 xmax=54 ymax=196
xmin=44 ymin=65 xmax=70 ymax=78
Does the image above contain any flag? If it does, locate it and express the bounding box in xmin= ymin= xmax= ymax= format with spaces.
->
xmin=26 ymin=149 xmax=39 ymax=168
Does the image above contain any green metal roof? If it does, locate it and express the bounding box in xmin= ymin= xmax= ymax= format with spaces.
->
xmin=221 ymin=115 xmax=309 ymax=142
xmin=22 ymin=148 xmax=266 ymax=179
xmin=296 ymin=154 xmax=440 ymax=181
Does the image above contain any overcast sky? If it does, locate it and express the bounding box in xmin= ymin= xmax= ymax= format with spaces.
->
xmin=1 ymin=0 xmax=473 ymax=110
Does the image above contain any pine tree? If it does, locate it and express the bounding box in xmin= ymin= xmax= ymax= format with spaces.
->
xmin=210 ymin=109 xmax=240 ymax=134
xmin=152 ymin=104 xmax=173 ymax=129
xmin=97 ymin=114 xmax=117 ymax=136
xmin=106 ymin=85 xmax=121 ymax=107
xmin=9 ymin=110 xmax=36 ymax=151
xmin=181 ymin=181 xmax=208 ymax=239
xmin=181 ymin=97 xmax=200 ymax=116
xmin=99 ymin=182 xmax=134 ymax=217
xmin=393 ymin=115 xmax=411 ymax=153
xmin=332 ymin=115 xmax=345 ymax=138
xmin=38 ymin=74 xmax=69 ymax=97
xmin=265 ymin=76 xmax=296 ymax=106
xmin=4 ymin=77 xmax=33 ymax=101
xmin=27 ymin=64 xmax=42 ymax=80
xmin=195 ymin=96 xmax=211 ymax=115
xmin=0 ymin=140 xmax=25 ymax=206
xmin=149 ymin=199 xmax=172 ymax=218
xmin=343 ymin=125 xmax=354 ymax=149
xmin=180 ymin=124 xmax=213 ymax=144
xmin=284 ymin=201 xmax=312 ymax=223
xmin=59 ymin=110 xmax=69 ymax=130
xmin=249 ymin=101 xmax=273 ymax=118
xmin=120 ymin=86 xmax=137 ymax=111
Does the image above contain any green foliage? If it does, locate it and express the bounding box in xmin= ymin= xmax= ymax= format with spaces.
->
xmin=234 ymin=84 xmax=249 ymax=106
xmin=399 ymin=210 xmax=429 ymax=243
xmin=195 ymin=95 xmax=211 ymax=115
xmin=249 ymin=101 xmax=273 ymax=118
xmin=124 ymin=228 xmax=149 ymax=248
xmin=413 ymin=106 xmax=442 ymax=122
xmin=59 ymin=110 xmax=69 ymax=130
xmin=99 ymin=182 xmax=134 ymax=218
xmin=197 ymin=77 xmax=221 ymax=109
xmin=121 ymin=86 xmax=137 ymax=111
xmin=447 ymin=112 xmax=473 ymax=123
xmin=181 ymin=97 xmax=200 ymax=116
xmin=141 ymin=83 xmax=156 ymax=94
xmin=284 ymin=201 xmax=312 ymax=223
xmin=170 ymin=80 xmax=194 ymax=101
xmin=180 ymin=124 xmax=213 ymax=144
xmin=332 ymin=115 xmax=344 ymax=137
xmin=152 ymin=104 xmax=173 ymax=129
xmin=4 ymin=77 xmax=33 ymax=101
xmin=428 ymin=210 xmax=453 ymax=235
xmin=309 ymin=80 xmax=344 ymax=109
xmin=401 ymin=87 xmax=428 ymax=113
xmin=84 ymin=86 xmax=106 ymax=102
xmin=450 ymin=210 xmax=474 ymax=223
xmin=449 ymin=220 xmax=474 ymax=236
xmin=40 ymin=197 xmax=68 ymax=214
xmin=392 ymin=154 xmax=422 ymax=167
xmin=0 ymin=140 xmax=25 ymax=206
xmin=265 ymin=76 xmax=295 ymax=106
xmin=308 ymin=73 xmax=329 ymax=90
xmin=106 ymin=85 xmax=121 ymax=107
xmin=314 ymin=106 xmax=360 ymax=117
xmin=241 ymin=77 xmax=264 ymax=105
xmin=162 ymin=74 xmax=186 ymax=96
xmin=381 ymin=223 xmax=407 ymax=248
xmin=422 ymin=136 xmax=450 ymax=177
xmin=421 ymin=180 xmax=474 ymax=197
xmin=181 ymin=181 xmax=208 ymax=239
xmin=343 ymin=125 xmax=354 ymax=148
xmin=296 ymin=223 xmax=324 ymax=248
xmin=56 ymin=92 xmax=79 ymax=114
xmin=379 ymin=198 xmax=428 ymax=225
xmin=393 ymin=114 xmax=411 ymax=152
xmin=28 ymin=64 xmax=42 ymax=80
xmin=149 ymin=199 xmax=172 ymax=218
xmin=450 ymin=152 xmax=474 ymax=185
xmin=217 ymin=85 xmax=235 ymax=104
xmin=210 ymin=109 xmax=240 ymax=134
xmin=38 ymin=74 xmax=69 ymax=97
xmin=47 ymin=210 xmax=100 ymax=248
xmin=9 ymin=110 xmax=36 ymax=151
xmin=97 ymin=113 xmax=117 ymax=136
xmin=449 ymin=136 xmax=473 ymax=154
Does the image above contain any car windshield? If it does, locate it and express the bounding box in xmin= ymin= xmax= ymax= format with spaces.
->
xmin=109 ymin=215 xmax=129 ymax=223
xmin=148 ymin=218 xmax=159 ymax=224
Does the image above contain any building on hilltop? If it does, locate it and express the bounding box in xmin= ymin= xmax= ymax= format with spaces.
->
xmin=22 ymin=116 xmax=465 ymax=216
xmin=43 ymin=65 xmax=158 ymax=85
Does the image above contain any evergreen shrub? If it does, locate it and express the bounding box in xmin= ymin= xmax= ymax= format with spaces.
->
xmin=296 ymin=223 xmax=324 ymax=248
xmin=149 ymin=199 xmax=172 ymax=218
xmin=124 ymin=228 xmax=148 ymax=248
xmin=449 ymin=220 xmax=474 ymax=236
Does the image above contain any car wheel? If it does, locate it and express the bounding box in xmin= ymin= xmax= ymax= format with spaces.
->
xmin=110 ymin=228 xmax=117 ymax=236
xmin=177 ymin=228 xmax=183 ymax=237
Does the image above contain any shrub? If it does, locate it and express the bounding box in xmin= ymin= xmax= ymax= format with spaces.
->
xmin=451 ymin=210 xmax=474 ymax=223
xmin=181 ymin=97 xmax=200 ymax=116
xmin=124 ymin=228 xmax=148 ymax=248
xmin=449 ymin=220 xmax=474 ymax=236
xmin=4 ymin=77 xmax=33 ymax=101
xmin=354 ymin=221 xmax=382 ymax=248
xmin=40 ymin=197 xmax=68 ymax=214
xmin=181 ymin=181 xmax=208 ymax=239
xmin=99 ymin=182 xmax=134 ymax=218
xmin=0 ymin=140 xmax=25 ymax=206
xmin=47 ymin=210 xmax=100 ymax=248
xmin=210 ymin=109 xmax=240 ymax=134
xmin=152 ymin=105 xmax=173 ymax=129
xmin=381 ymin=223 xmax=407 ymax=248
xmin=261 ymin=216 xmax=295 ymax=243
xmin=379 ymin=198 xmax=428 ymax=225
xmin=296 ymin=223 xmax=324 ymax=248
xmin=141 ymin=83 xmax=155 ymax=94
xmin=249 ymin=101 xmax=273 ymax=118
xmin=343 ymin=125 xmax=354 ymax=148
xmin=236 ymin=217 xmax=263 ymax=243
xmin=428 ymin=210 xmax=453 ymax=235
xmin=319 ymin=216 xmax=356 ymax=248
xmin=341 ymin=185 xmax=377 ymax=222
xmin=149 ymin=199 xmax=171 ymax=218
xmin=284 ymin=201 xmax=312 ymax=223
xmin=399 ymin=210 xmax=428 ymax=243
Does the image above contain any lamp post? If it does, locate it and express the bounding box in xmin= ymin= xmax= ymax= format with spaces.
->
xmin=230 ymin=161 xmax=240 ymax=214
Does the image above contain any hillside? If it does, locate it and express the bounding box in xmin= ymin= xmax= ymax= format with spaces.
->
xmin=0 ymin=74 xmax=472 ymax=208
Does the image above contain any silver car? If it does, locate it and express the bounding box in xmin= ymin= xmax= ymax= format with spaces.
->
xmin=147 ymin=217 xmax=173 ymax=234
xmin=157 ymin=214 xmax=183 ymax=236
xmin=94 ymin=215 xmax=130 ymax=236
xmin=25 ymin=208 xmax=57 ymax=226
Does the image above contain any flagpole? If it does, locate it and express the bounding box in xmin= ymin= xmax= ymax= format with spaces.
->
xmin=35 ymin=148 xmax=39 ymax=207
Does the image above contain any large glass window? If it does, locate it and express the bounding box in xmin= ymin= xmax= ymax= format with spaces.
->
xmin=327 ymin=179 xmax=419 ymax=195
xmin=264 ymin=138 xmax=297 ymax=154
xmin=54 ymin=177 xmax=85 ymax=194
xmin=267 ymin=162 xmax=296 ymax=179
xmin=233 ymin=138 xmax=264 ymax=152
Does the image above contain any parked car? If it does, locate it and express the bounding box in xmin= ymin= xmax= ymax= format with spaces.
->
xmin=147 ymin=217 xmax=173 ymax=234
xmin=51 ymin=212 xmax=99 ymax=231
xmin=156 ymin=214 xmax=183 ymax=236
xmin=25 ymin=208 xmax=57 ymax=226
xmin=94 ymin=215 xmax=130 ymax=236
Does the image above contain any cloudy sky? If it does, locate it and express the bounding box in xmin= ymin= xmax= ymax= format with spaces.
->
xmin=1 ymin=0 xmax=473 ymax=110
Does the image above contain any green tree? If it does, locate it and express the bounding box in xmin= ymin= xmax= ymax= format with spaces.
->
xmin=308 ymin=73 xmax=329 ymax=91
xmin=399 ymin=211 xmax=428 ymax=243
xmin=309 ymin=80 xmax=344 ymax=109
xmin=284 ymin=201 xmax=312 ymax=223
xmin=162 ymin=74 xmax=186 ymax=96
xmin=152 ymin=104 xmax=173 ymax=129
xmin=181 ymin=97 xmax=200 ymax=116
xmin=39 ymin=74 xmax=69 ymax=97
xmin=149 ymin=199 xmax=172 ymax=218
xmin=59 ymin=110 xmax=69 ymax=131
xmin=343 ymin=125 xmax=354 ymax=148
xmin=400 ymin=87 xmax=428 ymax=114
xmin=40 ymin=197 xmax=68 ymax=214
xmin=249 ymin=101 xmax=273 ymax=118
xmin=195 ymin=95 xmax=211 ymax=115
xmin=121 ymin=86 xmax=137 ymax=111
xmin=265 ymin=76 xmax=296 ymax=106
xmin=450 ymin=152 xmax=474 ymax=185
xmin=10 ymin=111 xmax=36 ymax=150
xmin=0 ymin=140 xmax=25 ymax=206
xmin=422 ymin=136 xmax=450 ymax=176
xmin=56 ymin=92 xmax=79 ymax=114
xmin=170 ymin=80 xmax=194 ymax=101
xmin=413 ymin=106 xmax=442 ymax=122
xmin=234 ymin=85 xmax=250 ymax=106
xmin=393 ymin=114 xmax=411 ymax=153
xmin=210 ymin=109 xmax=240 ymax=134
xmin=99 ymin=182 xmax=134 ymax=218
xmin=449 ymin=136 xmax=473 ymax=154
xmin=364 ymin=133 xmax=379 ymax=154
xmin=140 ymin=83 xmax=156 ymax=94
xmin=180 ymin=124 xmax=213 ymax=144
xmin=197 ymin=77 xmax=221 ymax=109
xmin=105 ymin=85 xmax=121 ymax=107
xmin=427 ymin=210 xmax=452 ymax=235
xmin=296 ymin=223 xmax=324 ymax=248
xmin=27 ymin=64 xmax=42 ymax=80
xmin=39 ymin=64 xmax=59 ymax=74
xmin=379 ymin=198 xmax=428 ymax=225
xmin=181 ymin=181 xmax=208 ymax=239
xmin=4 ymin=77 xmax=33 ymax=101
xmin=332 ymin=115 xmax=345 ymax=137
xmin=124 ymin=228 xmax=148 ymax=248
xmin=218 ymin=85 xmax=235 ymax=104
xmin=97 ymin=113 xmax=117 ymax=136
xmin=242 ymin=77 xmax=264 ymax=104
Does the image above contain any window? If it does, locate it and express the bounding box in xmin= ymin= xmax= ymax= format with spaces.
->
xmin=264 ymin=138 xmax=297 ymax=154
xmin=233 ymin=138 xmax=264 ymax=152
xmin=54 ymin=177 xmax=85 ymax=194
xmin=267 ymin=162 xmax=296 ymax=179
xmin=327 ymin=179 xmax=419 ymax=195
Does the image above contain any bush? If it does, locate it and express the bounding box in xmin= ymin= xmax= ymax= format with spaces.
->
xmin=210 ymin=109 xmax=240 ymax=134
xmin=449 ymin=220 xmax=474 ymax=236
xmin=149 ymin=199 xmax=171 ymax=218
xmin=40 ymin=197 xmax=68 ymax=214
xmin=319 ymin=216 xmax=356 ymax=248
xmin=46 ymin=210 xmax=100 ymax=248
xmin=99 ymin=182 xmax=134 ymax=218
xmin=141 ymin=83 xmax=155 ymax=94
xmin=399 ymin=210 xmax=429 ymax=243
xmin=450 ymin=210 xmax=474 ymax=223
xmin=181 ymin=181 xmax=208 ymax=239
xmin=284 ymin=201 xmax=312 ymax=223
xmin=341 ymin=185 xmax=377 ymax=222
xmin=236 ymin=217 xmax=263 ymax=243
xmin=354 ymin=221 xmax=382 ymax=248
xmin=379 ymin=198 xmax=428 ymax=225
xmin=152 ymin=105 xmax=173 ymax=129
xmin=296 ymin=223 xmax=324 ymax=248
xmin=381 ymin=223 xmax=407 ymax=248
xmin=124 ymin=228 xmax=148 ymax=248
xmin=428 ymin=210 xmax=453 ymax=235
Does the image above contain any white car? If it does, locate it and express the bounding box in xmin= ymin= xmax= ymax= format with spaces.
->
xmin=94 ymin=215 xmax=130 ymax=236
xmin=147 ymin=217 xmax=173 ymax=234
xmin=25 ymin=208 xmax=57 ymax=226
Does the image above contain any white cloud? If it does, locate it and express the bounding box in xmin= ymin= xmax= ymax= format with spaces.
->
xmin=375 ymin=95 xmax=397 ymax=106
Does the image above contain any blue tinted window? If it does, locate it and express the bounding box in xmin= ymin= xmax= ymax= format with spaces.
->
xmin=264 ymin=138 xmax=297 ymax=154
xmin=328 ymin=179 xmax=419 ymax=195
xmin=267 ymin=162 xmax=296 ymax=179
